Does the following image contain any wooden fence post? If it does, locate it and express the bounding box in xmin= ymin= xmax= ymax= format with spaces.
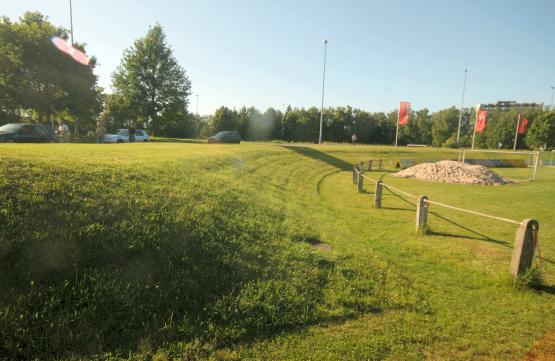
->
xmin=416 ymin=196 xmax=429 ymax=232
xmin=368 ymin=160 xmax=373 ymax=172
xmin=352 ymin=165 xmax=358 ymax=184
xmin=510 ymin=219 xmax=539 ymax=277
xmin=357 ymin=171 xmax=364 ymax=193
xmin=374 ymin=181 xmax=383 ymax=208
xmin=378 ymin=159 xmax=383 ymax=170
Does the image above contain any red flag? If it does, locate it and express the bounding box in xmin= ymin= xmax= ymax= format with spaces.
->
xmin=50 ymin=36 xmax=91 ymax=66
xmin=517 ymin=116 xmax=529 ymax=134
xmin=475 ymin=110 xmax=488 ymax=133
xmin=398 ymin=101 xmax=410 ymax=125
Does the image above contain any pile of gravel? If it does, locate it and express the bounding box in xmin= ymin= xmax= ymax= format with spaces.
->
xmin=394 ymin=160 xmax=514 ymax=185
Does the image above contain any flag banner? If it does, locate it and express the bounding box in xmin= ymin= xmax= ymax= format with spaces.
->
xmin=399 ymin=101 xmax=410 ymax=125
xmin=475 ymin=110 xmax=488 ymax=133
xmin=50 ymin=36 xmax=91 ymax=66
xmin=517 ymin=116 xmax=529 ymax=134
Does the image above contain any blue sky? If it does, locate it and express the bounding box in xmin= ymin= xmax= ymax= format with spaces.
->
xmin=2 ymin=0 xmax=554 ymax=114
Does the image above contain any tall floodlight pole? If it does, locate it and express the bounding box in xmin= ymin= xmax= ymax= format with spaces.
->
xmin=550 ymin=86 xmax=554 ymax=110
xmin=282 ymin=103 xmax=286 ymax=139
xmin=319 ymin=39 xmax=328 ymax=145
xmin=456 ymin=68 xmax=468 ymax=144
xmin=69 ymin=0 xmax=74 ymax=45
xmin=69 ymin=0 xmax=77 ymax=137
xmin=195 ymin=94 xmax=199 ymax=139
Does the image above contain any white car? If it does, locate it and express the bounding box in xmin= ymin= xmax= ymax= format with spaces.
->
xmin=103 ymin=129 xmax=150 ymax=143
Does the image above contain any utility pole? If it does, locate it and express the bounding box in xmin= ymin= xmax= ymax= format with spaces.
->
xmin=196 ymin=94 xmax=199 ymax=139
xmin=456 ymin=68 xmax=467 ymax=144
xmin=69 ymin=0 xmax=74 ymax=44
xmin=69 ymin=0 xmax=77 ymax=137
xmin=550 ymin=86 xmax=554 ymax=110
xmin=319 ymin=39 xmax=328 ymax=145
xmin=282 ymin=103 xmax=285 ymax=139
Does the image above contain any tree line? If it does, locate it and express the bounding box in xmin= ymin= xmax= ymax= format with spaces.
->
xmin=204 ymin=105 xmax=555 ymax=149
xmin=1 ymin=12 xmax=553 ymax=149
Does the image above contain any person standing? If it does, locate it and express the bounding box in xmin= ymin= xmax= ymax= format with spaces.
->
xmin=351 ymin=133 xmax=357 ymax=147
xmin=57 ymin=121 xmax=70 ymax=143
xmin=96 ymin=118 xmax=106 ymax=143
xmin=128 ymin=127 xmax=136 ymax=143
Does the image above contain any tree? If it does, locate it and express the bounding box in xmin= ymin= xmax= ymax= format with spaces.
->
xmin=209 ymin=106 xmax=239 ymax=134
xmin=111 ymin=24 xmax=192 ymax=136
xmin=526 ymin=111 xmax=555 ymax=150
xmin=432 ymin=107 xmax=459 ymax=147
xmin=0 ymin=12 xmax=101 ymax=130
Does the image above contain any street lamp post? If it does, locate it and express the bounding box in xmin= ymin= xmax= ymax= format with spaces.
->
xmin=456 ymin=68 xmax=468 ymax=145
xmin=195 ymin=94 xmax=199 ymax=139
xmin=69 ymin=0 xmax=74 ymax=45
xmin=282 ymin=103 xmax=286 ymax=139
xmin=550 ymin=86 xmax=554 ymax=110
xmin=319 ymin=39 xmax=328 ymax=145
xmin=69 ymin=0 xmax=77 ymax=137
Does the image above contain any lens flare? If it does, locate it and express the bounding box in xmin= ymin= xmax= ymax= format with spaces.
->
xmin=50 ymin=36 xmax=90 ymax=66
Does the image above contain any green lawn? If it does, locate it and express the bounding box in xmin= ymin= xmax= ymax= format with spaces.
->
xmin=0 ymin=142 xmax=554 ymax=360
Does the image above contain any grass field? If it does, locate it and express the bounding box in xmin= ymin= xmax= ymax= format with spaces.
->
xmin=1 ymin=142 xmax=554 ymax=360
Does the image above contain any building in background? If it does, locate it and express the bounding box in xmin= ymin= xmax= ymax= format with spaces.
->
xmin=478 ymin=101 xmax=543 ymax=112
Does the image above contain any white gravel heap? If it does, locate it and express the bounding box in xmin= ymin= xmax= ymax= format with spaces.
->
xmin=394 ymin=160 xmax=514 ymax=185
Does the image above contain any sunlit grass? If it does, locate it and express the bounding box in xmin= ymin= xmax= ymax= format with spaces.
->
xmin=0 ymin=142 xmax=554 ymax=360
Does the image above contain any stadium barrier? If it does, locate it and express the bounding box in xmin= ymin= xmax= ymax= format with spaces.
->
xmin=352 ymin=164 xmax=541 ymax=279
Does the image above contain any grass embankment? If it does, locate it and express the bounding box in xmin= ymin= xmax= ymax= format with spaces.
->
xmin=0 ymin=143 xmax=554 ymax=360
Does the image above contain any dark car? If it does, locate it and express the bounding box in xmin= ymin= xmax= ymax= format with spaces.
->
xmin=0 ymin=123 xmax=56 ymax=143
xmin=208 ymin=131 xmax=241 ymax=144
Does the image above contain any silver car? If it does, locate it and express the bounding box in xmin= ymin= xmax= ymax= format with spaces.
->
xmin=103 ymin=129 xmax=150 ymax=143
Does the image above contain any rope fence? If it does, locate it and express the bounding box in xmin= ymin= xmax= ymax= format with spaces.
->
xmin=351 ymin=162 xmax=541 ymax=279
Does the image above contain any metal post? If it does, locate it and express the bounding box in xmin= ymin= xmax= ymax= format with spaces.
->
xmin=513 ymin=114 xmax=521 ymax=151
xmin=196 ymin=94 xmax=199 ymax=138
xmin=510 ymin=219 xmax=539 ymax=278
xmin=456 ymin=69 xmax=468 ymax=144
xmin=394 ymin=110 xmax=400 ymax=147
xmin=532 ymin=152 xmax=539 ymax=181
xmin=550 ymin=86 xmax=554 ymax=109
xmin=374 ymin=181 xmax=383 ymax=208
xmin=318 ymin=39 xmax=328 ymax=145
xmin=357 ymin=171 xmax=364 ymax=193
xmin=69 ymin=0 xmax=74 ymax=45
xmin=550 ymin=150 xmax=554 ymax=166
xmin=416 ymin=196 xmax=429 ymax=232
xmin=69 ymin=0 xmax=76 ymax=138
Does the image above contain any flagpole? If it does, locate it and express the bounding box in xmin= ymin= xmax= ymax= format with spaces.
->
xmin=395 ymin=110 xmax=400 ymax=147
xmin=513 ymin=114 xmax=521 ymax=151
xmin=471 ymin=123 xmax=477 ymax=150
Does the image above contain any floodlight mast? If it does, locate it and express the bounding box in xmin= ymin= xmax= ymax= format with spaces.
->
xmin=319 ymin=39 xmax=328 ymax=145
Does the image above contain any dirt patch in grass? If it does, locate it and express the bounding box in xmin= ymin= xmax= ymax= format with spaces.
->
xmin=524 ymin=332 xmax=555 ymax=360
xmin=310 ymin=241 xmax=332 ymax=252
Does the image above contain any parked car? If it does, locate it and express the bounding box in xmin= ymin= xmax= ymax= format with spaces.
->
xmin=103 ymin=129 xmax=149 ymax=143
xmin=208 ymin=131 xmax=241 ymax=144
xmin=0 ymin=123 xmax=56 ymax=143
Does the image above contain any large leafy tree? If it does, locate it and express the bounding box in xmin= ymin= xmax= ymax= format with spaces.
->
xmin=526 ymin=111 xmax=555 ymax=150
xmin=0 ymin=12 xmax=101 ymax=130
xmin=111 ymin=24 xmax=192 ymax=136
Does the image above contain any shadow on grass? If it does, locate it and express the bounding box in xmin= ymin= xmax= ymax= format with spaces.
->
xmin=531 ymin=283 xmax=555 ymax=295
xmin=281 ymin=145 xmax=353 ymax=170
xmin=151 ymin=138 xmax=206 ymax=144
xmin=428 ymin=212 xmax=512 ymax=248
